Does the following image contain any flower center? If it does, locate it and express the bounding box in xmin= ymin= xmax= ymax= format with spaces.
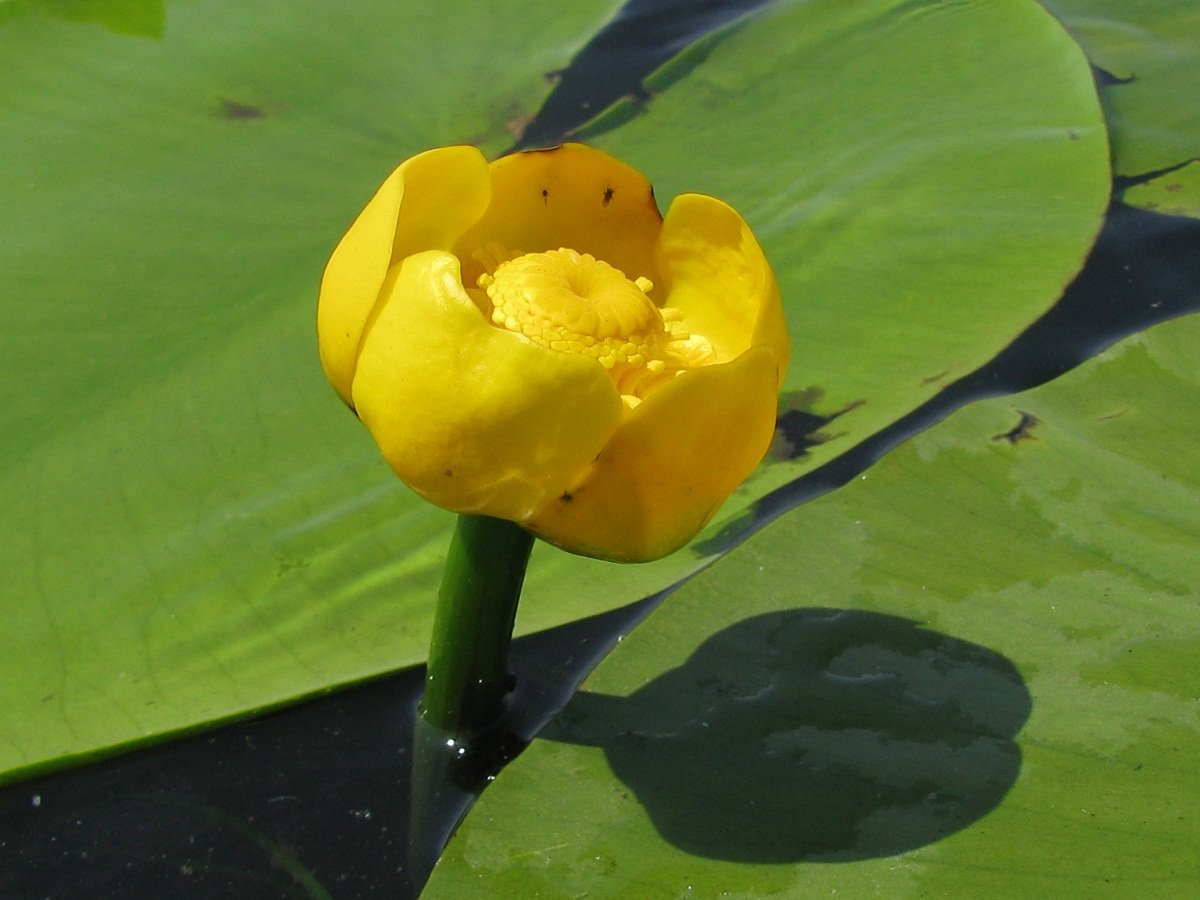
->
xmin=478 ymin=248 xmax=714 ymax=402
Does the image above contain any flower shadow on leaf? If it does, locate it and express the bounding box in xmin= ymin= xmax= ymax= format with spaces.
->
xmin=543 ymin=608 xmax=1030 ymax=863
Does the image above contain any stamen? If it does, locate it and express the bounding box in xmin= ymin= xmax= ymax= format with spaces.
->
xmin=477 ymin=247 xmax=713 ymax=399
xmin=471 ymin=240 xmax=520 ymax=274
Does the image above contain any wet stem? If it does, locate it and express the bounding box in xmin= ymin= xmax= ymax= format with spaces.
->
xmin=421 ymin=514 xmax=534 ymax=737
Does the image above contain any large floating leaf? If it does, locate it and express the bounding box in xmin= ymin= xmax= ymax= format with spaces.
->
xmin=427 ymin=312 xmax=1200 ymax=898
xmin=1042 ymin=0 xmax=1200 ymax=177
xmin=0 ymin=0 xmax=1107 ymax=782
xmin=586 ymin=0 xmax=1110 ymax=500
xmin=1122 ymin=159 xmax=1200 ymax=219
xmin=0 ymin=0 xmax=619 ymax=783
xmin=0 ymin=0 xmax=165 ymax=36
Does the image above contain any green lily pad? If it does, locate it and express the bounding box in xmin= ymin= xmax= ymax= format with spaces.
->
xmin=1121 ymin=159 xmax=1200 ymax=218
xmin=1042 ymin=0 xmax=1200 ymax=176
xmin=587 ymin=0 xmax=1109 ymax=501
xmin=0 ymin=0 xmax=618 ymax=783
xmin=0 ymin=0 xmax=165 ymax=36
xmin=427 ymin=312 xmax=1200 ymax=899
xmin=0 ymin=0 xmax=1108 ymax=783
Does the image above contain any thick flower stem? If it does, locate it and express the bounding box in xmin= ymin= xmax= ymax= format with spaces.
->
xmin=421 ymin=514 xmax=534 ymax=737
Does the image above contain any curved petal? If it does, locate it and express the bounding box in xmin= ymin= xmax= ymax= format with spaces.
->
xmin=657 ymin=193 xmax=790 ymax=383
xmin=525 ymin=346 xmax=783 ymax=562
xmin=318 ymin=145 xmax=491 ymax=404
xmin=351 ymin=250 xmax=623 ymax=522
xmin=453 ymin=144 xmax=663 ymax=289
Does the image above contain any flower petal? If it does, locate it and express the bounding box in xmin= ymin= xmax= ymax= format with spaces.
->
xmin=453 ymin=143 xmax=663 ymax=288
xmin=657 ymin=193 xmax=789 ymax=382
xmin=525 ymin=346 xmax=783 ymax=562
xmin=351 ymin=250 xmax=623 ymax=521
xmin=318 ymin=145 xmax=491 ymax=405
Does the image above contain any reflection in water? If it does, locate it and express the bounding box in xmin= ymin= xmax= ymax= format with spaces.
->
xmin=545 ymin=608 xmax=1030 ymax=863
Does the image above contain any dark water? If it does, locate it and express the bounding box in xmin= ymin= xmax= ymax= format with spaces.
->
xmin=3 ymin=0 xmax=1199 ymax=896
xmin=0 ymin=598 xmax=659 ymax=899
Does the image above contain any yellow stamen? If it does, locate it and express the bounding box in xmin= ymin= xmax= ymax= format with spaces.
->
xmin=478 ymin=247 xmax=715 ymax=399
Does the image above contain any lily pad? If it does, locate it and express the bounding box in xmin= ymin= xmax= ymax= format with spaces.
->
xmin=0 ymin=0 xmax=1108 ymax=783
xmin=587 ymin=0 xmax=1110 ymax=502
xmin=0 ymin=0 xmax=165 ymax=36
xmin=532 ymin=0 xmax=1111 ymax=642
xmin=427 ymin=312 xmax=1200 ymax=899
xmin=1121 ymin=159 xmax=1200 ymax=218
xmin=0 ymin=0 xmax=618 ymax=783
xmin=1041 ymin=0 xmax=1200 ymax=177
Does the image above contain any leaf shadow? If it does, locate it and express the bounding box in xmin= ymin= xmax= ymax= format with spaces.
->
xmin=543 ymin=607 xmax=1030 ymax=863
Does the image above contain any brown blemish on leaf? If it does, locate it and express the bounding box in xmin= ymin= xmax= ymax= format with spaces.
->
xmin=920 ymin=369 xmax=951 ymax=386
xmin=1097 ymin=408 xmax=1129 ymax=422
xmin=992 ymin=411 xmax=1039 ymax=445
xmin=505 ymin=112 xmax=535 ymax=139
xmin=218 ymin=98 xmax=266 ymax=120
xmin=629 ymin=83 xmax=654 ymax=105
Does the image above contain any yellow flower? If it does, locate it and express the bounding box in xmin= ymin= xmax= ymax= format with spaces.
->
xmin=318 ymin=144 xmax=789 ymax=562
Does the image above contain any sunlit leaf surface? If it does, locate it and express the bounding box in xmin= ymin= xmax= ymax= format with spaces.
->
xmin=1043 ymin=0 xmax=1200 ymax=177
xmin=1121 ymin=160 xmax=1200 ymax=218
xmin=589 ymin=0 xmax=1109 ymax=497
xmin=428 ymin=312 xmax=1200 ymax=899
xmin=0 ymin=0 xmax=619 ymax=781
xmin=0 ymin=0 xmax=1107 ymax=781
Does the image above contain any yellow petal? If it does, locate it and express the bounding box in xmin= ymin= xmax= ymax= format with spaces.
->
xmin=525 ymin=346 xmax=782 ymax=562
xmin=351 ymin=250 xmax=623 ymax=521
xmin=453 ymin=144 xmax=663 ymax=289
xmin=317 ymin=145 xmax=491 ymax=405
xmin=657 ymin=193 xmax=790 ymax=383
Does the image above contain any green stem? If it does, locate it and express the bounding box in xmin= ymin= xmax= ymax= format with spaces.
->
xmin=421 ymin=514 xmax=534 ymax=737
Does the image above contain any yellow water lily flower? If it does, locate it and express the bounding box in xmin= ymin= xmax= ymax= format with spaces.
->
xmin=318 ymin=144 xmax=789 ymax=562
